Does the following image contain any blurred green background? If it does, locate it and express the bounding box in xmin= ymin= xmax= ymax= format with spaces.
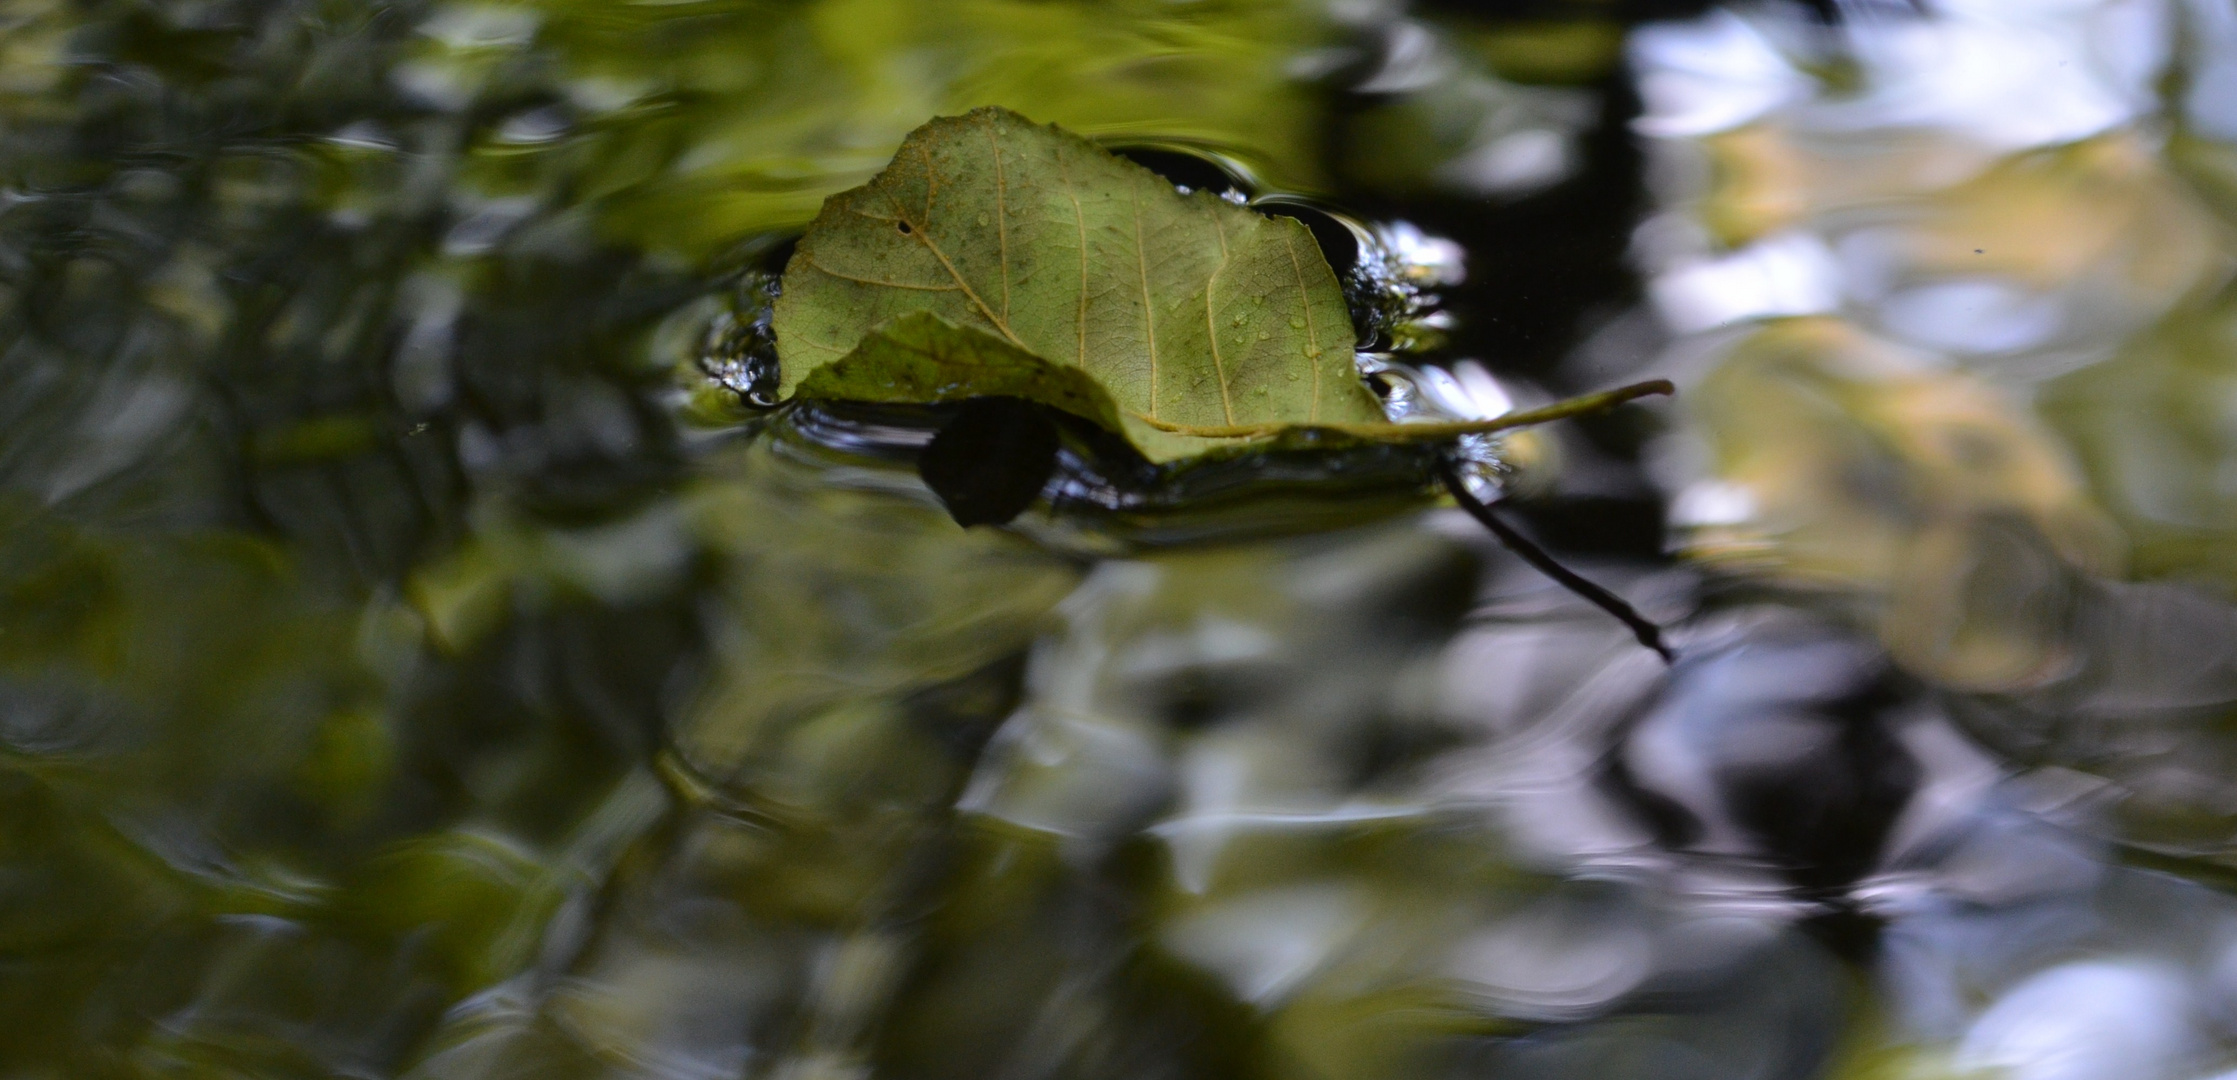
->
xmin=8 ymin=0 xmax=2237 ymax=1077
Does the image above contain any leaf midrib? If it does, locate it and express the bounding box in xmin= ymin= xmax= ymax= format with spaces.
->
xmin=1204 ymin=213 xmax=1235 ymax=424
xmin=1130 ymin=185 xmax=1163 ymax=421
xmin=891 ymin=138 xmax=1028 ymax=353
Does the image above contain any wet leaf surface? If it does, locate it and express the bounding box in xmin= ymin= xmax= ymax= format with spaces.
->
xmin=776 ymin=107 xmax=1383 ymax=462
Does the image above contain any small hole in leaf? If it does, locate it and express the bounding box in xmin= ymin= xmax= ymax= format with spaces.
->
xmin=897 ymin=221 xmax=913 ymax=235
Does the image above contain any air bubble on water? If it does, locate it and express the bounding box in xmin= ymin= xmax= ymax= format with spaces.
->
xmin=1448 ymin=432 xmax=1513 ymax=501
xmin=697 ymin=269 xmax=782 ymax=408
xmin=1344 ymin=220 xmax=1464 ymax=353
xmin=494 ymin=106 xmax=570 ymax=145
xmin=1357 ymin=354 xmax=1519 ymax=500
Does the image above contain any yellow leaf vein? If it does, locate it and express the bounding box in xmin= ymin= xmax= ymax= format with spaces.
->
xmin=1132 ymin=185 xmax=1161 ymax=420
xmin=883 ymin=193 xmax=1027 ymax=351
xmin=984 ymin=114 xmax=1011 ymax=324
xmin=1205 ymin=213 xmax=1235 ymax=424
xmin=1281 ymin=228 xmax=1322 ymax=423
xmin=803 ymin=253 xmax=960 ymax=292
xmin=1059 ymin=149 xmax=1087 ymax=369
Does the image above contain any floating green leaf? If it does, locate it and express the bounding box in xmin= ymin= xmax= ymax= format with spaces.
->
xmin=774 ymin=106 xmax=1381 ymax=463
xmin=775 ymin=108 xmax=1670 ymax=465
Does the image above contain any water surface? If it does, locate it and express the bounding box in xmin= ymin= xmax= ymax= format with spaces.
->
xmin=6 ymin=1 xmax=2237 ymax=1078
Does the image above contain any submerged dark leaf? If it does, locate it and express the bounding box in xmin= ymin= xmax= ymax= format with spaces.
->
xmin=919 ymin=398 xmax=1062 ymax=527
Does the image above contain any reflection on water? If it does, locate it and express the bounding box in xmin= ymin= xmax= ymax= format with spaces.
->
xmin=6 ymin=0 xmax=2237 ymax=1077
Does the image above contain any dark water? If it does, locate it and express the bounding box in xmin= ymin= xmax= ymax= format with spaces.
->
xmin=7 ymin=1 xmax=2237 ymax=1077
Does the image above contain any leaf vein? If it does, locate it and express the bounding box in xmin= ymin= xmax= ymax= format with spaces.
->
xmin=802 ymin=254 xmax=961 ymax=292
xmin=1132 ymin=185 xmax=1161 ymax=420
xmin=1205 ymin=213 xmax=1235 ymax=424
xmin=984 ymin=113 xmax=1011 ymax=324
xmin=1280 ymin=228 xmax=1322 ymax=423
xmin=882 ymin=192 xmax=1028 ymax=350
xmin=1060 ymin=147 xmax=1088 ymax=368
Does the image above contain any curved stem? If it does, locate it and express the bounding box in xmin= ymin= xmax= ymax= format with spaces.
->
xmin=1135 ymin=379 xmax=1675 ymax=440
xmin=1438 ymin=459 xmax=1675 ymax=665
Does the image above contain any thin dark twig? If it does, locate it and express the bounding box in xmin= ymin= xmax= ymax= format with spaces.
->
xmin=1438 ymin=459 xmax=1676 ymax=664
